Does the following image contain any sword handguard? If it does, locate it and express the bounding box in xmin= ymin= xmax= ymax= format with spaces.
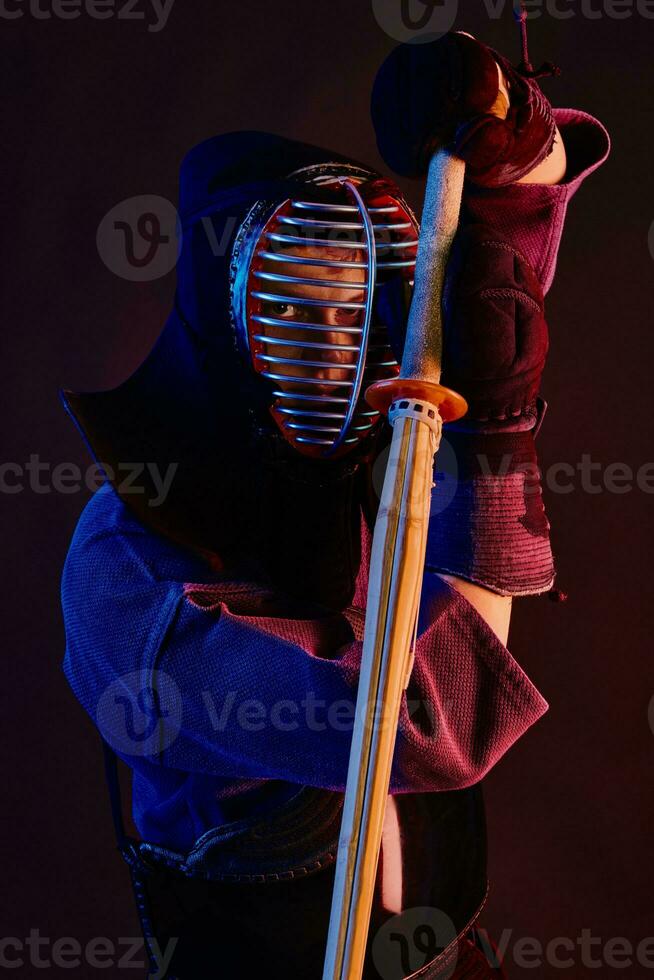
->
xmin=366 ymin=377 xmax=467 ymax=424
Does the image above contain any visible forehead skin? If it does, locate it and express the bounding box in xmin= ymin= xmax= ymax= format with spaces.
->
xmin=266 ymin=245 xmax=366 ymax=302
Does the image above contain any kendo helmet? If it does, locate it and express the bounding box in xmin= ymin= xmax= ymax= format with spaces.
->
xmin=229 ymin=161 xmax=418 ymax=459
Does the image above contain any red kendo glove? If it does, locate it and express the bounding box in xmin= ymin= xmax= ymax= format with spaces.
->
xmin=440 ymin=223 xmax=548 ymax=425
xmin=371 ymin=31 xmax=557 ymax=187
xmin=430 ymin=223 xmax=554 ymax=596
xmin=378 ymin=224 xmax=555 ymax=597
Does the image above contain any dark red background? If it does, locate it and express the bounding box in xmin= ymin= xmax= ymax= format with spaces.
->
xmin=2 ymin=2 xmax=653 ymax=976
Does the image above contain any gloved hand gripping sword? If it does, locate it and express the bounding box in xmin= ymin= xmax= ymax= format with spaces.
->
xmin=324 ymin=27 xmax=562 ymax=977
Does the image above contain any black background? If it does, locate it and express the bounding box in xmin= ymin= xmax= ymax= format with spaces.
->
xmin=2 ymin=1 xmax=653 ymax=976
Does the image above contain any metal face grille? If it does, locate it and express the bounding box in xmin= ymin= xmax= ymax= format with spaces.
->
xmin=231 ymin=168 xmax=418 ymax=459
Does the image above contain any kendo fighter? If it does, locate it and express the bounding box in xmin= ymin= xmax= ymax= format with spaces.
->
xmin=61 ymin=28 xmax=609 ymax=980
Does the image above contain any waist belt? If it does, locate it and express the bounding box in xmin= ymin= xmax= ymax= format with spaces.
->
xmin=101 ymin=741 xmax=493 ymax=978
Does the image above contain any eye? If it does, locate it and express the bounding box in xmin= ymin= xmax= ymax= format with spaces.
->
xmin=336 ymin=307 xmax=362 ymax=323
xmin=266 ymin=301 xmax=299 ymax=319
